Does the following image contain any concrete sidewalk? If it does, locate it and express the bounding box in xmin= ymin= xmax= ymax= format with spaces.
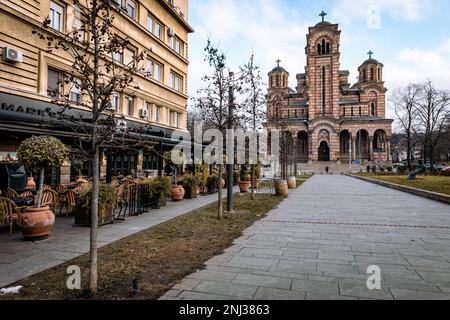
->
xmin=161 ymin=175 xmax=450 ymax=300
xmin=0 ymin=189 xmax=237 ymax=288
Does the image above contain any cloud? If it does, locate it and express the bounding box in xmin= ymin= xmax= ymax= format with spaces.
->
xmin=188 ymin=0 xmax=312 ymax=100
xmin=332 ymin=0 xmax=434 ymax=24
xmin=384 ymin=38 xmax=450 ymax=90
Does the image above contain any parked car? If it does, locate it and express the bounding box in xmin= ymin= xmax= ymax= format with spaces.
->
xmin=442 ymin=166 xmax=450 ymax=173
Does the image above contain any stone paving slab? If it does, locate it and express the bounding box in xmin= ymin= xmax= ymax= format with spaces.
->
xmin=161 ymin=175 xmax=450 ymax=300
xmin=0 ymin=189 xmax=238 ymax=288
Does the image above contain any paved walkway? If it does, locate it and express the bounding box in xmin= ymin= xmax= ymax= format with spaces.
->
xmin=161 ymin=175 xmax=450 ymax=300
xmin=0 ymin=190 xmax=237 ymax=288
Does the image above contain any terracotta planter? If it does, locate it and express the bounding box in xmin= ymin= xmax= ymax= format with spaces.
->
xmin=26 ymin=177 xmax=36 ymax=190
xmin=18 ymin=206 xmax=55 ymax=240
xmin=171 ymin=185 xmax=185 ymax=201
xmin=275 ymin=180 xmax=289 ymax=196
xmin=239 ymin=181 xmax=251 ymax=193
xmin=220 ymin=178 xmax=226 ymax=188
xmin=287 ymin=176 xmax=297 ymax=189
xmin=253 ymin=179 xmax=261 ymax=189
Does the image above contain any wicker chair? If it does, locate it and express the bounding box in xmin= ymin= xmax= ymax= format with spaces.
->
xmin=3 ymin=188 xmax=19 ymax=199
xmin=0 ymin=197 xmax=25 ymax=238
xmin=19 ymin=190 xmax=34 ymax=198
xmin=40 ymin=190 xmax=59 ymax=210
xmin=59 ymin=189 xmax=77 ymax=217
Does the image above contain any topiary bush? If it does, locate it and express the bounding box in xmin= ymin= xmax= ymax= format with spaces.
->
xmin=17 ymin=135 xmax=68 ymax=207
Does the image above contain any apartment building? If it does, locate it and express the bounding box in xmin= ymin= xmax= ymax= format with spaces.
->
xmin=0 ymin=0 xmax=193 ymax=182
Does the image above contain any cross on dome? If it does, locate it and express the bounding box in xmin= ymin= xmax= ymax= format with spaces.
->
xmin=319 ymin=11 xmax=327 ymax=22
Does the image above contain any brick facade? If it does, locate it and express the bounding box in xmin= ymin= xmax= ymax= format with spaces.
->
xmin=266 ymin=17 xmax=393 ymax=164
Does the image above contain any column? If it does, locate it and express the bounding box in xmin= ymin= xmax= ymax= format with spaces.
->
xmin=352 ymin=138 xmax=356 ymax=161
xmin=369 ymin=137 xmax=374 ymax=162
xmin=386 ymin=139 xmax=392 ymax=162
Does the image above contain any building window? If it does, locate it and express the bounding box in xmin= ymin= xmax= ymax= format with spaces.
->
xmin=359 ymin=106 xmax=362 ymax=116
xmin=123 ymin=48 xmax=135 ymax=65
xmin=155 ymin=106 xmax=161 ymax=123
xmin=371 ymin=102 xmax=376 ymax=116
xmin=378 ymin=68 xmax=381 ymax=81
xmin=47 ymin=68 xmax=61 ymax=97
xmin=113 ymin=50 xmax=123 ymax=63
xmin=126 ymin=96 xmax=134 ymax=116
xmin=343 ymin=107 xmax=346 ymax=117
xmin=370 ymin=67 xmax=375 ymax=81
xmin=145 ymin=102 xmax=152 ymax=120
xmin=363 ymin=69 xmax=367 ymax=82
xmin=50 ymin=1 xmax=64 ymax=32
xmin=114 ymin=0 xmax=125 ymax=8
xmin=146 ymin=58 xmax=162 ymax=82
xmin=148 ymin=15 xmax=163 ymax=40
xmin=176 ymin=113 xmax=180 ymax=128
xmin=127 ymin=0 xmax=137 ymax=20
xmin=70 ymin=78 xmax=82 ymax=103
xmin=322 ymin=66 xmax=326 ymax=114
xmin=170 ymin=72 xmax=182 ymax=92
xmin=170 ymin=36 xmax=184 ymax=56
xmin=111 ymin=92 xmax=120 ymax=113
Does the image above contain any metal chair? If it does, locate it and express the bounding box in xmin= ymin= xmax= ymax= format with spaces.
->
xmin=0 ymin=197 xmax=25 ymax=238
xmin=54 ymin=184 xmax=68 ymax=193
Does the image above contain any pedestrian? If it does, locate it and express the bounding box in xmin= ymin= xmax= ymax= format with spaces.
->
xmin=326 ymin=166 xmax=329 ymax=174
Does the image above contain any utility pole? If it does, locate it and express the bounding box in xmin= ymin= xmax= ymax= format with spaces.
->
xmin=226 ymin=71 xmax=235 ymax=214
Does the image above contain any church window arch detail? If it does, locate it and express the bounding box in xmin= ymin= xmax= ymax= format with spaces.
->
xmin=370 ymin=67 xmax=375 ymax=81
xmin=317 ymin=38 xmax=331 ymax=55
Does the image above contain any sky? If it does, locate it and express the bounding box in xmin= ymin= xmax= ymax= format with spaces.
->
xmin=186 ymin=0 xmax=450 ymax=118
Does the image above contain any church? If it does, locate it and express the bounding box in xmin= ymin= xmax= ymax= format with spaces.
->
xmin=266 ymin=12 xmax=393 ymax=168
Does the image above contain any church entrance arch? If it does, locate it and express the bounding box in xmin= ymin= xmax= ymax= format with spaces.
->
xmin=318 ymin=141 xmax=330 ymax=161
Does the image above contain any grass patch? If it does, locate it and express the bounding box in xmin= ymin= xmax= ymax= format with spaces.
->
xmin=1 ymin=193 xmax=285 ymax=300
xmin=357 ymin=174 xmax=450 ymax=196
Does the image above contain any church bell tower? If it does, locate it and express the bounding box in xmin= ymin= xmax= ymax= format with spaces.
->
xmin=305 ymin=11 xmax=342 ymax=120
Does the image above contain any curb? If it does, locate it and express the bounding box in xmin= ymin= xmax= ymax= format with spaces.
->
xmin=348 ymin=174 xmax=450 ymax=205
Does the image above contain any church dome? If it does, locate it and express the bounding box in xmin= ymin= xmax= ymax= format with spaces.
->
xmin=270 ymin=65 xmax=287 ymax=74
xmin=315 ymin=21 xmax=333 ymax=27
xmin=361 ymin=58 xmax=381 ymax=66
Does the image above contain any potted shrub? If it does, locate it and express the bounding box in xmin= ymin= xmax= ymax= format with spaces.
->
xmin=149 ymin=176 xmax=171 ymax=208
xmin=207 ymin=175 xmax=219 ymax=194
xmin=253 ymin=162 xmax=263 ymax=188
xmin=75 ymin=183 xmax=116 ymax=227
xmin=183 ymin=174 xmax=199 ymax=199
xmin=17 ymin=135 xmax=68 ymax=239
xmin=239 ymin=167 xmax=251 ymax=193
xmin=171 ymin=183 xmax=185 ymax=201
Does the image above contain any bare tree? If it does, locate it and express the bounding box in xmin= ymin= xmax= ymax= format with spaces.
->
xmin=391 ymin=84 xmax=421 ymax=171
xmin=240 ymin=54 xmax=266 ymax=199
xmin=194 ymin=40 xmax=233 ymax=220
xmin=34 ymin=0 xmax=147 ymax=295
xmin=416 ymin=81 xmax=450 ymax=170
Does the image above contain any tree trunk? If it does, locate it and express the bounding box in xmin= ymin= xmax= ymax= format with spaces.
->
xmin=251 ymin=164 xmax=255 ymax=200
xmin=407 ymin=128 xmax=412 ymax=172
xmin=89 ymin=146 xmax=100 ymax=295
xmin=37 ymin=168 xmax=44 ymax=208
xmin=218 ymin=164 xmax=223 ymax=220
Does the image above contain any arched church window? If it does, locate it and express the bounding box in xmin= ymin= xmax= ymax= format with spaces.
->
xmin=371 ymin=102 xmax=376 ymax=116
xmin=276 ymin=74 xmax=280 ymax=87
xmin=378 ymin=68 xmax=381 ymax=81
xmin=317 ymin=43 xmax=321 ymax=55
xmin=359 ymin=106 xmax=362 ymax=116
xmin=363 ymin=69 xmax=367 ymax=82
xmin=326 ymin=42 xmax=330 ymax=54
xmin=322 ymin=39 xmax=326 ymax=55
xmin=370 ymin=67 xmax=374 ymax=81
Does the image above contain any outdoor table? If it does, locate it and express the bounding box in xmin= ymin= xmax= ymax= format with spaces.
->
xmin=12 ymin=197 xmax=34 ymax=207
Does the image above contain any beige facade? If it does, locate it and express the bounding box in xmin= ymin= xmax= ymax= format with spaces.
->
xmin=266 ymin=17 xmax=393 ymax=165
xmin=0 ymin=0 xmax=193 ymax=131
xmin=0 ymin=0 xmax=193 ymax=182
